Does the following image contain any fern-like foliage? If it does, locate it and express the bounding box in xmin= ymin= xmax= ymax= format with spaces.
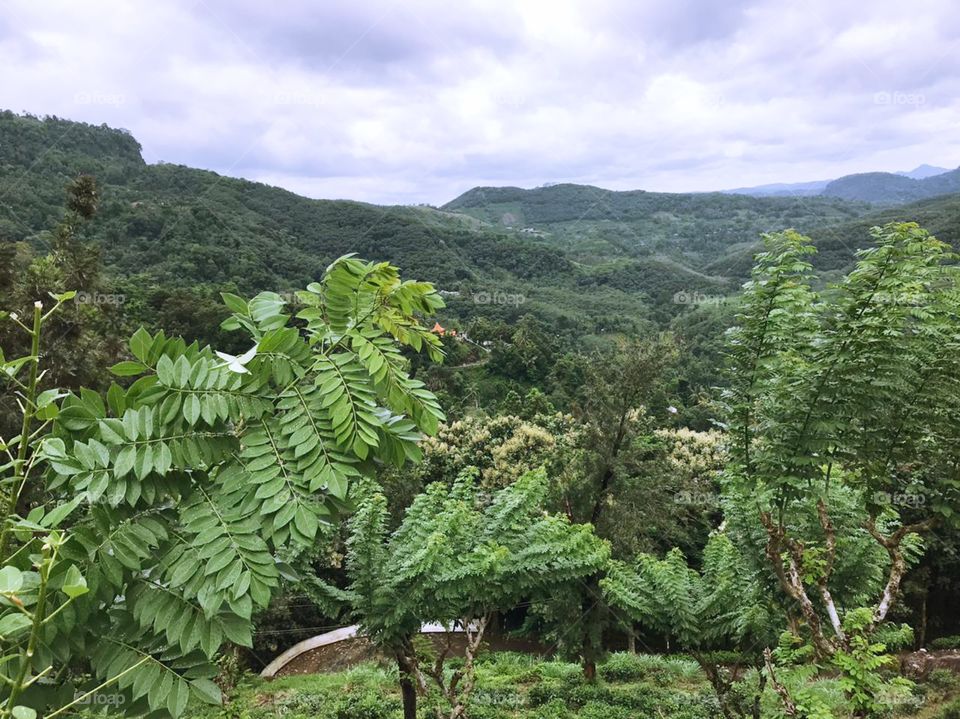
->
xmin=320 ymin=468 xmax=610 ymax=651
xmin=2 ymin=256 xmax=445 ymax=718
xmin=602 ymin=531 xmax=778 ymax=652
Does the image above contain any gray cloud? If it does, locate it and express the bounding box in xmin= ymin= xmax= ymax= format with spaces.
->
xmin=0 ymin=0 xmax=958 ymax=204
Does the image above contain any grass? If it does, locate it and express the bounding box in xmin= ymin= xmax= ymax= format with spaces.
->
xmin=142 ymin=652 xmax=960 ymax=719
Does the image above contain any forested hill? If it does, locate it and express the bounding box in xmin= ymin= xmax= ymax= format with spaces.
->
xmin=822 ymin=167 xmax=960 ymax=204
xmin=0 ymin=111 xmax=537 ymax=293
xmin=4 ymin=110 xmax=959 ymax=334
xmin=5 ymin=109 xmax=960 ymax=426
xmin=442 ymin=182 xmax=870 ymax=270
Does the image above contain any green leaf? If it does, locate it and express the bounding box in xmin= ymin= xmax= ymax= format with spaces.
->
xmin=220 ymin=293 xmax=248 ymax=315
xmin=0 ymin=566 xmax=24 ymax=593
xmin=111 ymin=360 xmax=148 ymax=377
xmin=0 ymin=613 xmax=32 ymax=638
xmin=61 ymin=564 xmax=89 ymax=598
xmin=190 ymin=677 xmax=222 ymax=705
xmin=129 ymin=327 xmax=153 ymax=363
xmin=40 ymin=495 xmax=83 ymax=528
xmin=183 ymin=394 xmax=201 ymax=425
xmin=12 ymin=706 xmax=36 ymax=719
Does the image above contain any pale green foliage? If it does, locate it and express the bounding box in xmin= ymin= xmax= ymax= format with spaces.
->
xmin=312 ymin=468 xmax=610 ymax=718
xmin=726 ymin=222 xmax=960 ymax=514
xmin=0 ymin=257 xmax=445 ymax=718
xmin=720 ymin=222 xmax=960 ymax=717
xmin=602 ymin=531 xmax=775 ymax=650
xmin=324 ymin=468 xmax=610 ymax=648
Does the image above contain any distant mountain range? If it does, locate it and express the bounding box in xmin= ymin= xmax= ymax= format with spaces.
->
xmin=724 ymin=164 xmax=960 ymax=203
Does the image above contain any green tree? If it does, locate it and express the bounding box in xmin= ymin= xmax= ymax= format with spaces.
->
xmin=0 ymin=175 xmax=123 ymax=439
xmin=0 ymin=256 xmax=445 ymax=717
xmin=721 ymin=223 xmax=960 ymax=715
xmin=530 ymin=336 xmax=681 ymax=678
xmin=309 ymin=469 xmax=609 ymax=719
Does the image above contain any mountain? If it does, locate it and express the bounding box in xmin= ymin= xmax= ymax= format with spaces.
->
xmin=442 ymin=183 xmax=870 ymax=282
xmin=723 ymin=179 xmax=831 ymax=197
xmin=724 ymin=165 xmax=955 ymax=199
xmin=4 ymin=110 xmax=959 ymax=420
xmin=0 ymin=112 xmax=661 ymax=342
xmin=896 ymin=164 xmax=950 ymax=180
xmin=822 ymin=167 xmax=960 ymax=203
xmin=3 ymin=110 xmax=957 ymax=338
xmin=702 ymin=191 xmax=960 ymax=281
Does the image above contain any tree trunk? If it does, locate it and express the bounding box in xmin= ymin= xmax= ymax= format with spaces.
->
xmin=583 ymin=658 xmax=597 ymax=681
xmin=397 ymin=655 xmax=417 ymax=719
xmin=400 ymin=675 xmax=417 ymax=719
xmin=918 ymin=591 xmax=928 ymax=649
xmin=627 ymin=632 xmax=636 ymax=654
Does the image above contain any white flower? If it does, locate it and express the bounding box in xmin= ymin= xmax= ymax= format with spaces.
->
xmin=215 ymin=344 xmax=258 ymax=374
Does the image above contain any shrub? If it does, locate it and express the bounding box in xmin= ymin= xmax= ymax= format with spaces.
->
xmin=936 ymin=697 xmax=960 ymax=719
xmin=532 ymin=698 xmax=571 ymax=719
xmin=528 ymin=680 xmax=573 ymax=707
xmin=599 ymin=652 xmax=648 ymax=682
xmin=577 ymin=701 xmax=637 ymax=719
xmin=926 ymin=669 xmax=960 ymax=692
xmin=567 ymin=682 xmax=616 ymax=707
xmin=931 ymin=636 xmax=960 ymax=650
xmin=537 ymin=660 xmax=583 ymax=682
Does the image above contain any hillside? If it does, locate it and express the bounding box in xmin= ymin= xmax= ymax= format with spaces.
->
xmin=722 ymin=165 xmax=953 ymax=197
xmin=9 ymin=112 xmax=852 ymax=329
xmin=4 ymin=110 xmax=958 ymax=340
xmin=5 ymin=114 xmax=958 ymax=359
xmin=701 ymin=191 xmax=960 ymax=280
xmin=442 ymin=183 xmax=870 ymax=271
xmin=822 ymin=167 xmax=960 ymax=203
xmin=0 ymin=112 xmax=665 ymax=344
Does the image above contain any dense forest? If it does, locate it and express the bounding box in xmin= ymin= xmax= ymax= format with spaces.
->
xmin=2 ymin=111 xmax=960 ymax=719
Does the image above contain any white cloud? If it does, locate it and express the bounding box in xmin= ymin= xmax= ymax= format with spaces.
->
xmin=1 ymin=0 xmax=958 ymax=204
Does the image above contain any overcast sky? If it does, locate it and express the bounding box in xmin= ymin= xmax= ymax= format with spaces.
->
xmin=2 ymin=0 xmax=959 ymax=204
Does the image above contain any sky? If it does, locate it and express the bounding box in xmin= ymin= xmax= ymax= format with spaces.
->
xmin=1 ymin=0 xmax=959 ymax=205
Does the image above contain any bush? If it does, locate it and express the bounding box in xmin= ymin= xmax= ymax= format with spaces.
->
xmin=537 ymin=660 xmax=583 ymax=682
xmin=568 ymin=682 xmax=616 ymax=707
xmin=577 ymin=701 xmax=637 ymax=719
xmin=925 ymin=669 xmax=960 ymax=693
xmin=246 ymin=672 xmax=400 ymax=719
xmin=931 ymin=636 xmax=960 ymax=650
xmin=475 ymin=652 xmax=542 ymax=686
xmin=531 ymin=699 xmax=571 ymax=719
xmin=599 ymin=652 xmax=648 ymax=682
xmin=528 ymin=680 xmax=575 ymax=707
xmin=936 ymin=697 xmax=960 ymax=719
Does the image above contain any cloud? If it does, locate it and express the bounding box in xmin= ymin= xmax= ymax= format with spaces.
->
xmin=1 ymin=0 xmax=958 ymax=204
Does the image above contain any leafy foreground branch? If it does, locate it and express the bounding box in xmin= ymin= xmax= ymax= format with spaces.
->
xmin=0 ymin=256 xmax=446 ymax=718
